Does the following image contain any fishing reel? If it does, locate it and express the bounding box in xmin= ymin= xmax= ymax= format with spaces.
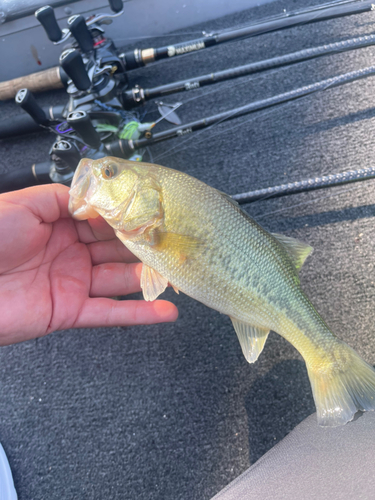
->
xmin=35 ymin=0 xmax=127 ymax=109
xmin=35 ymin=1 xmax=124 ymax=48
xmin=11 ymin=0 xmax=138 ymax=189
xmin=9 ymin=0 xmax=184 ymax=193
xmin=14 ymin=86 xmax=124 ymax=189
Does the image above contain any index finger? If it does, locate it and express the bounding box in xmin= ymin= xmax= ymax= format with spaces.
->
xmin=0 ymin=184 xmax=71 ymax=222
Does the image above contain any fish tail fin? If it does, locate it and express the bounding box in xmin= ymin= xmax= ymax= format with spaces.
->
xmin=307 ymin=341 xmax=375 ymax=426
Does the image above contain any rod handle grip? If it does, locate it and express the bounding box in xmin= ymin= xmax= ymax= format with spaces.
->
xmin=35 ymin=5 xmax=62 ymax=42
xmin=0 ymin=67 xmax=64 ymax=101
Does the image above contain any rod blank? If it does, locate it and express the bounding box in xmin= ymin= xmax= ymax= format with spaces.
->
xmin=232 ymin=167 xmax=375 ymax=204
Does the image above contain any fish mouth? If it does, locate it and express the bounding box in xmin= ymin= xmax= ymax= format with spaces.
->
xmin=69 ymin=158 xmax=99 ymax=220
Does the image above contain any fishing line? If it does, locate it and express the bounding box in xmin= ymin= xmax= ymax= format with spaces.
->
xmin=116 ymin=1 xmax=357 ymax=50
xmin=150 ymin=63 xmax=375 ymax=217
xmin=122 ymin=0 xmax=367 ymax=75
xmin=152 ymin=50 xmax=374 ymax=163
xmin=152 ymin=92 xmax=319 ymax=162
xmin=140 ymin=45 xmax=375 ymax=160
xmin=218 ymin=0 xmax=362 ymax=33
xmin=151 ymin=62 xmax=326 ymax=161
xmin=153 ymin=62 xmax=369 ymax=163
xmin=202 ymin=0 xmax=369 ymax=48
xmin=198 ymin=0 xmax=363 ymax=46
xmin=133 ymin=24 xmax=375 ymax=116
xmin=152 ymin=99 xmax=271 ymax=162
xmin=166 ymin=58 xmax=306 ymax=106
xmin=146 ymin=146 xmax=154 ymax=163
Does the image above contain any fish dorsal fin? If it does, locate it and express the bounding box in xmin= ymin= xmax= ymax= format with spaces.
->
xmin=141 ymin=264 xmax=168 ymax=301
xmin=230 ymin=318 xmax=270 ymax=363
xmin=272 ymin=233 xmax=313 ymax=272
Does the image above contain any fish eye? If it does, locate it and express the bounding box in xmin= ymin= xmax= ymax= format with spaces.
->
xmin=102 ymin=163 xmax=118 ymax=179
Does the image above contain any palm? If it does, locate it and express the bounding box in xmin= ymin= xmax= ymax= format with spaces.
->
xmin=0 ymin=185 xmax=177 ymax=346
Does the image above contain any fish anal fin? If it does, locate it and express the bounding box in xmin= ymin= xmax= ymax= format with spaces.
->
xmin=230 ymin=317 xmax=269 ymax=363
xmin=272 ymin=233 xmax=313 ymax=271
xmin=141 ymin=264 xmax=168 ymax=301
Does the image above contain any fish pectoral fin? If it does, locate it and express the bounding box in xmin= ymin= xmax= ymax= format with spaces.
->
xmin=230 ymin=318 xmax=270 ymax=363
xmin=140 ymin=264 xmax=168 ymax=301
xmin=272 ymin=233 xmax=313 ymax=272
xmin=152 ymin=232 xmax=204 ymax=259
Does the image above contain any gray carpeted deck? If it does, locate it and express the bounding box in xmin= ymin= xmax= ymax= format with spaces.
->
xmin=1 ymin=1 xmax=375 ymax=498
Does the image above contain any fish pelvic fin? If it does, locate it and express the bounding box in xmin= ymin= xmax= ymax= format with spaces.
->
xmin=141 ymin=264 xmax=168 ymax=301
xmin=230 ymin=317 xmax=270 ymax=363
xmin=307 ymin=341 xmax=375 ymax=426
xmin=272 ymin=233 xmax=313 ymax=272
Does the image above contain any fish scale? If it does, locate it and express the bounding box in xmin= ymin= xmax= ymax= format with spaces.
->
xmin=69 ymin=156 xmax=375 ymax=426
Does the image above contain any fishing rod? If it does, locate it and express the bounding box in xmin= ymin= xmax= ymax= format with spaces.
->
xmin=121 ymin=33 xmax=375 ymax=108
xmin=121 ymin=0 xmax=375 ymax=70
xmin=0 ymin=0 xmax=373 ymax=100
xmin=232 ymin=167 xmax=375 ymax=204
xmin=107 ymin=65 xmax=375 ymax=156
xmin=5 ymin=30 xmax=375 ymax=140
xmin=2 ymin=60 xmax=375 ymax=195
xmin=2 ymin=0 xmax=375 ymax=196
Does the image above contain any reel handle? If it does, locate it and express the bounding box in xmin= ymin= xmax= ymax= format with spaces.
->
xmin=60 ymin=49 xmax=91 ymax=91
xmin=108 ymin=0 xmax=124 ymax=13
xmin=35 ymin=5 xmax=63 ymax=42
xmin=51 ymin=140 xmax=81 ymax=171
xmin=15 ymin=89 xmax=49 ymax=126
xmin=68 ymin=15 xmax=94 ymax=53
xmin=67 ymin=110 xmax=102 ymax=149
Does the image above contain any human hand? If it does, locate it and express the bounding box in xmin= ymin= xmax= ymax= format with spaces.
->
xmin=0 ymin=184 xmax=178 ymax=346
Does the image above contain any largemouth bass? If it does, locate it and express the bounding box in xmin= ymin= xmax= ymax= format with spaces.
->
xmin=69 ymin=157 xmax=375 ymax=426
